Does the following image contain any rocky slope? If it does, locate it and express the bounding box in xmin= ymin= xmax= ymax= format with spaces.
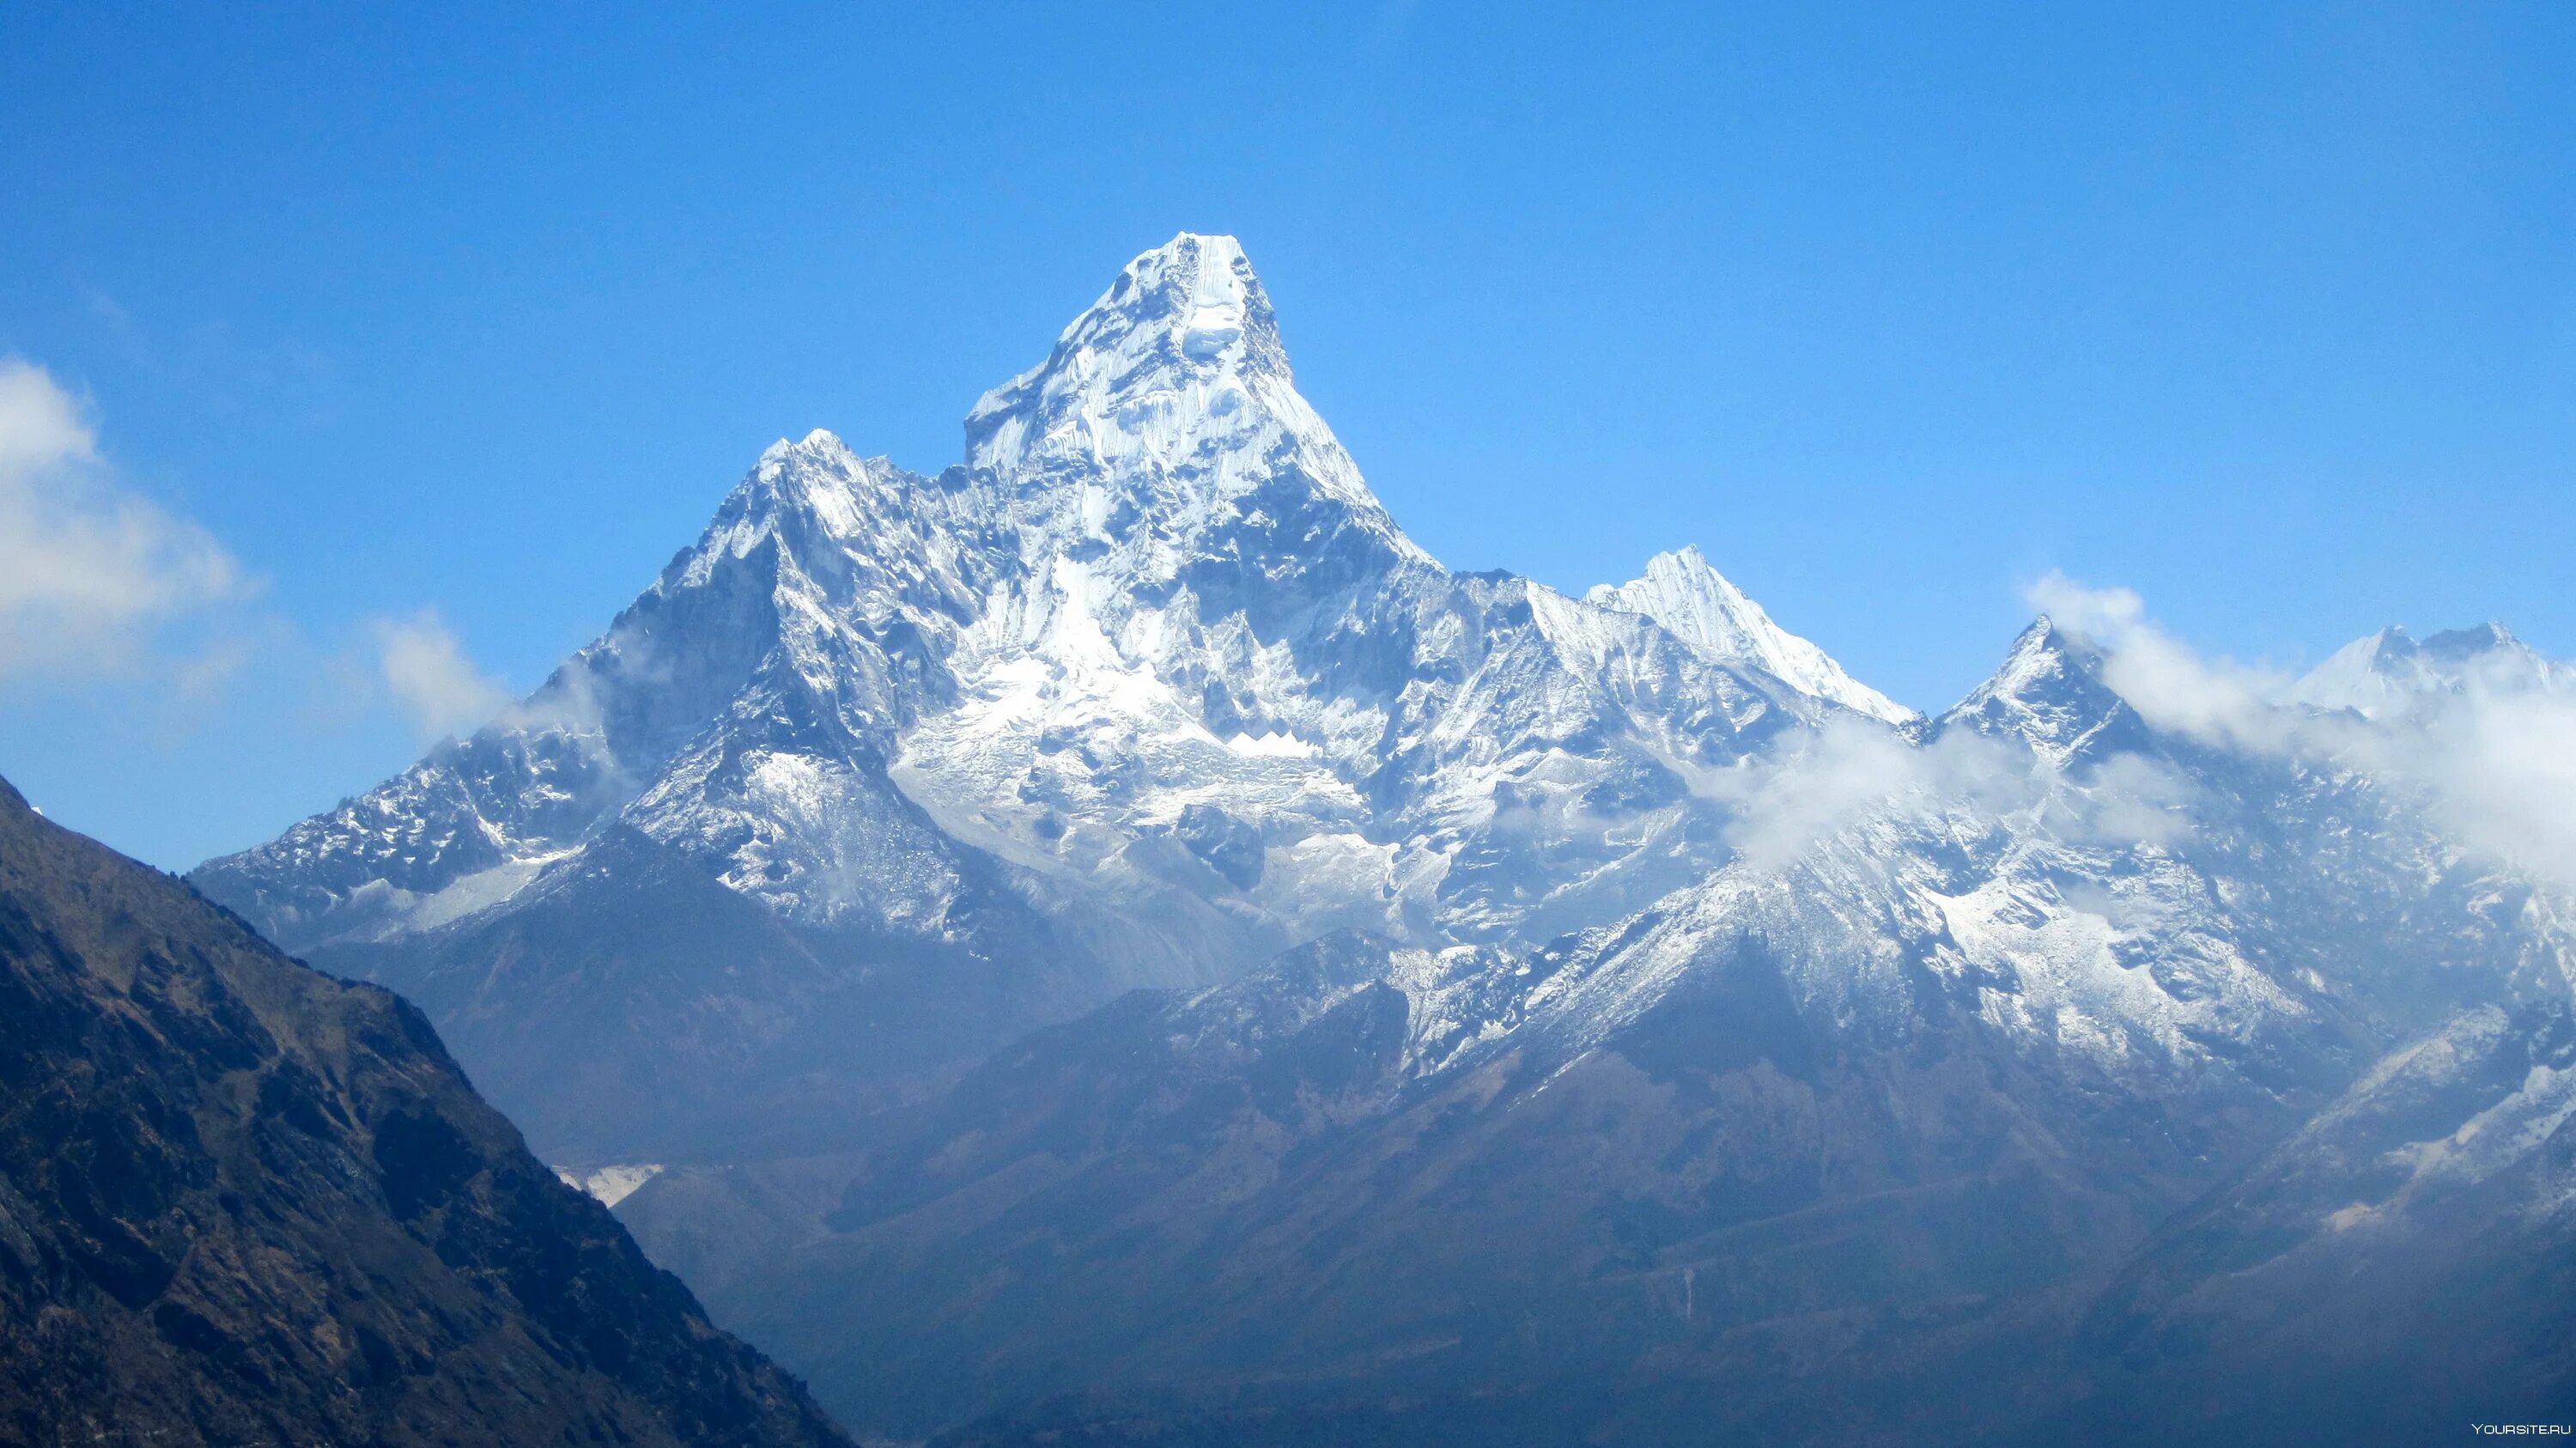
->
xmin=0 ymin=776 xmax=851 ymax=1446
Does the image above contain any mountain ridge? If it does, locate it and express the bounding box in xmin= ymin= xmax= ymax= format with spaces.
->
xmin=193 ymin=232 xmax=1917 ymax=1161
xmin=616 ymin=616 xmax=2576 ymax=1443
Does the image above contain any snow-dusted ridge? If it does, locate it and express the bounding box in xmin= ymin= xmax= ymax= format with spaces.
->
xmin=156 ymin=231 xmax=2576 ymax=1445
xmin=1589 ymin=545 xmax=1917 ymax=724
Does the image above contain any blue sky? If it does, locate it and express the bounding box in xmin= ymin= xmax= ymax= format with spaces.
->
xmin=4 ymin=2 xmax=2574 ymax=869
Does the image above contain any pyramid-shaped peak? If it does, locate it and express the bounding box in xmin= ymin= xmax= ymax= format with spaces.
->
xmin=1993 ymin=614 xmax=2090 ymax=684
xmin=1938 ymin=615 xmax=2147 ymax=763
xmin=958 ymin=231 xmax=1421 ymax=560
xmin=963 ymin=232 xmax=1311 ymax=465
xmin=1024 ymin=233 xmax=1283 ymax=384
xmin=1590 ymin=545 xmax=1915 ymax=725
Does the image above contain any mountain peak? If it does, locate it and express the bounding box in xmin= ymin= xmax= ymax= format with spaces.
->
xmin=1127 ymin=231 xmax=1261 ymax=322
xmin=971 ymin=234 xmax=1285 ymax=435
xmin=961 ymin=234 xmax=1425 ymax=575
xmin=1587 ymin=546 xmax=1915 ymax=724
xmin=1959 ymin=616 xmax=2079 ymax=714
xmin=1941 ymin=616 xmax=2144 ymax=761
xmin=2421 ymin=620 xmax=2518 ymax=660
xmin=1107 ymin=231 xmax=1283 ymax=374
xmin=756 ymin=427 xmax=855 ymax=475
xmin=2290 ymin=620 xmax=2565 ymax=717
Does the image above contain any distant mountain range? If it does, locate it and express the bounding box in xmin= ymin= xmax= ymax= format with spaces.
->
xmin=191 ymin=234 xmax=2576 ymax=1444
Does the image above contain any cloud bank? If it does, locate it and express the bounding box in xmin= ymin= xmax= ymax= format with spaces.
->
xmin=1699 ymin=573 xmax=2575 ymax=897
xmin=2033 ymin=573 xmax=2576 ymax=891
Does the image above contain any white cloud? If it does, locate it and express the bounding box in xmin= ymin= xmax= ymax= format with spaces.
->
xmin=2373 ymin=683 xmax=2576 ymax=888
xmin=1710 ymin=715 xmax=2032 ymax=873
xmin=0 ymin=356 xmax=516 ymax=753
xmin=370 ymin=611 xmax=511 ymax=743
xmin=0 ymin=359 xmax=252 ymax=684
xmin=0 ymin=357 xmax=94 ymax=475
xmin=2030 ymin=571 xmax=2576 ymax=890
xmin=2026 ymin=571 xmax=2294 ymax=753
xmin=2068 ymin=751 xmax=2202 ymax=849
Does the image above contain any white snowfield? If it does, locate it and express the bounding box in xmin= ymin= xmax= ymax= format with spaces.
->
xmin=198 ymin=234 xmax=2576 ymax=1198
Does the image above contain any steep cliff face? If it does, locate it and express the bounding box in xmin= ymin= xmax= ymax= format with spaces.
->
xmin=0 ymin=776 xmax=850 ymax=1447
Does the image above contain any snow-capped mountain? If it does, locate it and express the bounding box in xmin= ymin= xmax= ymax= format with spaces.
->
xmin=194 ymin=234 xmax=1905 ymax=1159
xmin=190 ymin=232 xmax=2576 ymax=1441
xmin=2290 ymin=620 xmax=2573 ymax=718
xmin=1588 ymin=545 xmax=1917 ymax=724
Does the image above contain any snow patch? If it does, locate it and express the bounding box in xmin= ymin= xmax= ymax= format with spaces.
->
xmin=556 ymin=1163 xmax=664 ymax=1208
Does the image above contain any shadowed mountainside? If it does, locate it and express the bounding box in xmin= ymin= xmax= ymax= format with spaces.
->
xmin=0 ymin=776 xmax=852 ymax=1447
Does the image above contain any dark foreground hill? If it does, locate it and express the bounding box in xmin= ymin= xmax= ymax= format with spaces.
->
xmin=0 ymin=776 xmax=850 ymax=1448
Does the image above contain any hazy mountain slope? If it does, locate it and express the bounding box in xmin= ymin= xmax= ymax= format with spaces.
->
xmin=2044 ymin=990 xmax=2576 ymax=1444
xmin=629 ymin=924 xmax=2247 ymax=1441
xmin=0 ymin=776 xmax=850 ymax=1446
xmin=617 ymin=618 xmax=2576 ymax=1444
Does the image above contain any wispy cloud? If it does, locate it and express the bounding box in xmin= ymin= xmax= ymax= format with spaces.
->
xmin=1695 ymin=573 xmax=2576 ymax=893
xmin=0 ymin=359 xmax=255 ymax=685
xmin=2025 ymin=571 xmax=2295 ymax=753
xmin=2035 ymin=572 xmax=2576 ymax=889
xmin=2377 ymin=676 xmax=2576 ymax=888
xmin=370 ymin=611 xmax=512 ymax=744
xmin=1705 ymin=716 xmax=2032 ymax=873
xmin=2 ymin=355 xmax=514 ymax=752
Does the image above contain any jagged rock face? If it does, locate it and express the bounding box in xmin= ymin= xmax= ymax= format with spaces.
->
xmin=0 ymin=777 xmax=848 ymax=1448
xmin=193 ymin=234 xmax=1893 ymax=1159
